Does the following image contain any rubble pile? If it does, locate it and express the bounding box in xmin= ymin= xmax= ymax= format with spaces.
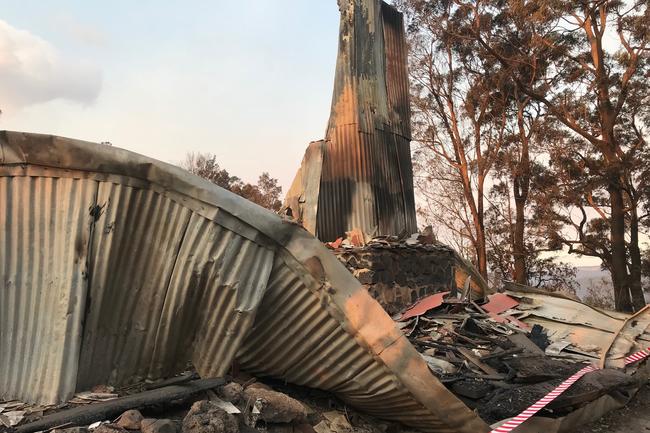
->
xmin=394 ymin=291 xmax=642 ymax=424
xmin=0 ymin=377 xmax=411 ymax=433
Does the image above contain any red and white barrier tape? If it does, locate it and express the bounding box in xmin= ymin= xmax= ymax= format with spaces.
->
xmin=490 ymin=347 xmax=650 ymax=433
xmin=625 ymin=348 xmax=650 ymax=365
xmin=491 ymin=365 xmax=597 ymax=433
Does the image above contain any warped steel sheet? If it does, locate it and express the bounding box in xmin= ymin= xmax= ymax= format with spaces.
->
xmin=0 ymin=131 xmax=488 ymax=433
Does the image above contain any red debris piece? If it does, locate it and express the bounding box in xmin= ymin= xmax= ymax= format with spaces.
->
xmin=504 ymin=315 xmax=532 ymax=331
xmin=327 ymin=238 xmax=344 ymax=249
xmin=400 ymin=292 xmax=451 ymax=321
xmin=488 ymin=312 xmax=509 ymax=324
xmin=483 ymin=293 xmax=519 ymax=315
xmin=346 ymin=228 xmax=366 ymax=247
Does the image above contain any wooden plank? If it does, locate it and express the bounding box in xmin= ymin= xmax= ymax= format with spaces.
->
xmin=480 ymin=348 xmax=524 ymax=361
xmin=458 ymin=347 xmax=499 ymax=376
xmin=508 ymin=333 xmax=545 ymax=355
xmin=16 ymin=378 xmax=225 ymax=433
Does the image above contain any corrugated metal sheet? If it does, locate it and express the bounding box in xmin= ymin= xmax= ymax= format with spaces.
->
xmin=77 ymin=182 xmax=194 ymax=389
xmin=318 ymin=127 xmax=416 ymax=240
xmin=0 ymin=131 xmax=489 ymax=433
xmin=0 ymin=175 xmax=95 ymax=404
xmin=287 ymin=0 xmax=417 ymax=241
xmin=381 ymin=1 xmax=411 ymax=139
xmin=73 ymin=181 xmax=278 ymax=388
xmin=505 ymin=288 xmax=650 ymax=368
xmin=237 ymin=253 xmax=475 ymax=432
xmin=283 ymin=141 xmax=324 ymax=234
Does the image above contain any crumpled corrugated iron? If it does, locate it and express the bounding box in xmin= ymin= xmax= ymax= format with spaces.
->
xmin=0 ymin=131 xmax=489 ymax=433
xmin=503 ymin=285 xmax=650 ymax=367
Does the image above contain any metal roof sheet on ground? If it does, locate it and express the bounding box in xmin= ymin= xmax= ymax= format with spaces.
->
xmin=507 ymin=288 xmax=650 ymax=365
xmin=0 ymin=131 xmax=489 ymax=433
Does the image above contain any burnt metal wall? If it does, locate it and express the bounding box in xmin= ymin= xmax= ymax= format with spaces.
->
xmin=0 ymin=131 xmax=489 ymax=433
xmin=317 ymin=0 xmax=417 ymax=241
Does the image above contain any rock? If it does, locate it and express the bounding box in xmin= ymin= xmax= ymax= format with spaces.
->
xmin=418 ymin=226 xmax=436 ymax=244
xmin=116 ymin=410 xmax=144 ymax=430
xmin=321 ymin=412 xmax=352 ymax=433
xmin=93 ymin=425 xmax=128 ymax=433
xmin=243 ymin=388 xmax=307 ymax=424
xmin=182 ymin=401 xmax=239 ymax=433
xmin=141 ymin=419 xmax=177 ymax=433
xmin=245 ymin=382 xmax=273 ymax=391
xmin=220 ymin=382 xmax=244 ymax=403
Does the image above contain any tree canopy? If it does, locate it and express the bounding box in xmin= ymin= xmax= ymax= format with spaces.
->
xmin=399 ymin=0 xmax=650 ymax=311
xmin=181 ymin=152 xmax=283 ymax=212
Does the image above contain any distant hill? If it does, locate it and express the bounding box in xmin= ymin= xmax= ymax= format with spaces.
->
xmin=575 ymin=266 xmax=614 ymax=307
xmin=576 ymin=266 xmax=611 ymax=290
xmin=575 ymin=266 xmax=649 ymax=303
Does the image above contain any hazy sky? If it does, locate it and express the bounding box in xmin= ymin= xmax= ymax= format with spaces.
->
xmin=0 ymin=0 xmax=340 ymax=190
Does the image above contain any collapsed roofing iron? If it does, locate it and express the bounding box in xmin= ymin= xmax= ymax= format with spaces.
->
xmin=0 ymin=131 xmax=490 ymax=433
xmin=285 ymin=0 xmax=418 ymax=242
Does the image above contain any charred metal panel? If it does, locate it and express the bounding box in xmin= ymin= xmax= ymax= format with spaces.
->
xmin=237 ymin=252 xmax=478 ymax=432
xmin=284 ymin=141 xmax=325 ymax=234
xmin=76 ymin=182 xmax=194 ymax=389
xmin=0 ymin=175 xmax=95 ymax=404
xmin=287 ymin=0 xmax=417 ymax=241
xmin=0 ymin=131 xmax=489 ymax=433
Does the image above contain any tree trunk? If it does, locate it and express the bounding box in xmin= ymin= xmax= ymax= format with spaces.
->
xmin=513 ymin=98 xmax=530 ymax=285
xmin=475 ymin=218 xmax=488 ymax=279
xmin=609 ymin=184 xmax=633 ymax=312
xmin=476 ymin=173 xmax=488 ymax=279
xmin=629 ymin=204 xmax=646 ymax=310
xmin=513 ymin=194 xmax=527 ymax=285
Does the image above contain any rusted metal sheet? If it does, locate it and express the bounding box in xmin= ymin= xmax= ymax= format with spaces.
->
xmin=284 ymin=141 xmax=324 ymax=234
xmin=286 ymin=0 xmax=417 ymax=241
xmin=75 ymin=185 xmax=276 ymax=389
xmin=0 ymin=131 xmax=489 ymax=433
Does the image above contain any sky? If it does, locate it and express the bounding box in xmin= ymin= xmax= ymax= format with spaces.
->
xmin=0 ymin=0 xmax=340 ymax=190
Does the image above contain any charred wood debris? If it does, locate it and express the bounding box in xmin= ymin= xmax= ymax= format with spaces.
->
xmin=1 ymin=373 xmax=420 ymax=433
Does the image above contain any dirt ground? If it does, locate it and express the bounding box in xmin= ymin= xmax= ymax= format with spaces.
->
xmin=574 ymin=384 xmax=650 ymax=432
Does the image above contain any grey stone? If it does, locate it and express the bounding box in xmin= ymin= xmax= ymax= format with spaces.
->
xmin=242 ymin=387 xmax=307 ymax=424
xmin=182 ymin=401 xmax=239 ymax=433
xmin=141 ymin=419 xmax=178 ymax=433
xmin=116 ymin=410 xmax=144 ymax=430
xmin=220 ymin=382 xmax=243 ymax=403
